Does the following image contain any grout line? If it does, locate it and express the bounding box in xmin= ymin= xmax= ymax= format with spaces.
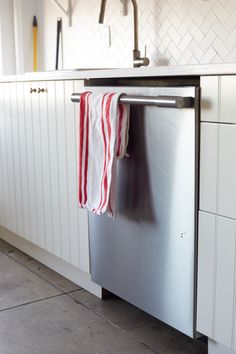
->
xmin=0 ymin=254 xmax=157 ymax=354
xmin=66 ymin=292 xmax=158 ymax=354
xmin=0 ymin=242 xmax=203 ymax=353
xmin=0 ymin=241 xmax=80 ymax=295
xmin=0 ymin=293 xmax=64 ymax=313
xmin=63 ymin=289 xmax=83 ymax=295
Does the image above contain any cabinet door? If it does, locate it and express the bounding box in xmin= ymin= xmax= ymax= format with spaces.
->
xmin=200 ymin=123 xmax=236 ymax=220
xmin=0 ymin=83 xmax=11 ymax=230
xmin=16 ymin=82 xmax=33 ymax=242
xmin=201 ymin=76 xmax=219 ymax=123
xmin=33 ymin=79 xmax=89 ymax=272
xmin=220 ymin=76 xmax=236 ymax=124
xmin=218 ymin=125 xmax=236 ymax=219
xmin=31 ymin=81 xmax=46 ymax=249
xmin=23 ymin=81 xmax=38 ymax=244
xmin=0 ymin=79 xmax=90 ymax=274
xmin=197 ymin=211 xmax=216 ymax=338
xmin=197 ymin=211 xmax=236 ymax=349
xmin=64 ymin=80 xmax=89 ymax=272
xmin=200 ymin=123 xmax=218 ymax=214
xmin=0 ymin=83 xmax=18 ymax=233
xmin=201 ymin=75 xmax=236 ymax=124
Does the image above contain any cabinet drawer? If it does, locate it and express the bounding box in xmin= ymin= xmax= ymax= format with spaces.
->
xmin=197 ymin=211 xmax=236 ymax=349
xmin=201 ymin=75 xmax=236 ymax=124
xmin=200 ymin=123 xmax=236 ymax=219
xmin=201 ymin=76 xmax=219 ymax=123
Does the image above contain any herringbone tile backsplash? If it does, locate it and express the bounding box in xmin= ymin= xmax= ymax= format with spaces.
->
xmin=42 ymin=0 xmax=236 ymax=69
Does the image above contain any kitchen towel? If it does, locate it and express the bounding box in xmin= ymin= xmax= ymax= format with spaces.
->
xmin=78 ymin=91 xmax=130 ymax=217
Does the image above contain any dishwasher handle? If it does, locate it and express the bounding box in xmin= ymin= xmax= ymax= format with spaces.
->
xmin=71 ymin=93 xmax=195 ymax=109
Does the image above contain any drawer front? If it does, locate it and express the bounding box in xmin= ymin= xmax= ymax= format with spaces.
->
xmin=201 ymin=76 xmax=219 ymax=123
xmin=197 ymin=211 xmax=236 ymax=349
xmin=201 ymin=75 xmax=236 ymax=124
xmin=200 ymin=123 xmax=236 ymax=219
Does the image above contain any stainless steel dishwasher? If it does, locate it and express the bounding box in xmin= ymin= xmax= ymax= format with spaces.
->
xmin=72 ymin=82 xmax=200 ymax=337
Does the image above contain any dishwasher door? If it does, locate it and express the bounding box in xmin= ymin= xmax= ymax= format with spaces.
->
xmin=88 ymin=85 xmax=199 ymax=337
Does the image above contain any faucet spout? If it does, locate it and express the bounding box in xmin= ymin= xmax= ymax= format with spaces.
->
xmin=98 ymin=0 xmax=107 ymax=24
xmin=98 ymin=0 xmax=150 ymax=68
xmin=131 ymin=0 xmax=138 ymax=51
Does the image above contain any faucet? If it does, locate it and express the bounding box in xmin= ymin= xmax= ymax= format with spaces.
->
xmin=98 ymin=0 xmax=150 ymax=68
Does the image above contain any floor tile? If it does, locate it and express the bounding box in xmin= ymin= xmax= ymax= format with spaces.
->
xmin=24 ymin=262 xmax=81 ymax=293
xmin=0 ymin=239 xmax=81 ymax=293
xmin=70 ymin=290 xmax=207 ymax=354
xmin=0 ymin=252 xmax=61 ymax=310
xmin=0 ymin=294 xmax=155 ymax=354
xmin=0 ymin=239 xmax=207 ymax=353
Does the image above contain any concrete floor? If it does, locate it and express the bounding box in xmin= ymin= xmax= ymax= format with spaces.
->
xmin=0 ymin=239 xmax=207 ymax=354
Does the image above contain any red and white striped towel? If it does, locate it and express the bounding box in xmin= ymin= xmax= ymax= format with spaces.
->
xmin=78 ymin=91 xmax=130 ymax=217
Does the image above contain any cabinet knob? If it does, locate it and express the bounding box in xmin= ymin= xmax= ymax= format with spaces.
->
xmin=30 ymin=88 xmax=37 ymax=93
xmin=38 ymin=88 xmax=48 ymax=93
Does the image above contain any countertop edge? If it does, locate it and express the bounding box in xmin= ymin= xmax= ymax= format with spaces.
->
xmin=1 ymin=63 xmax=236 ymax=83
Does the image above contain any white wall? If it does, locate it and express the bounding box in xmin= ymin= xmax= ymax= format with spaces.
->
xmin=21 ymin=0 xmax=39 ymax=72
xmin=0 ymin=0 xmax=16 ymax=75
xmin=0 ymin=0 xmax=40 ymax=75
xmin=28 ymin=0 xmax=236 ymax=71
xmin=14 ymin=0 xmax=44 ymax=74
xmin=6 ymin=0 xmax=236 ymax=73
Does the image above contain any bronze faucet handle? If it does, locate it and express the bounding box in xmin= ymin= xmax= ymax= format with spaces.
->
xmin=133 ymin=47 xmax=150 ymax=68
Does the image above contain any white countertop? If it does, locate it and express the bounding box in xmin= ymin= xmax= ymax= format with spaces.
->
xmin=1 ymin=63 xmax=236 ymax=82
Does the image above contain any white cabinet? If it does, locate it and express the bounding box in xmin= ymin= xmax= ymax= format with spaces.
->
xmin=201 ymin=76 xmax=219 ymax=123
xmin=198 ymin=75 xmax=236 ymax=350
xmin=200 ymin=123 xmax=236 ymax=219
xmin=220 ymin=76 xmax=236 ymax=124
xmin=0 ymin=80 xmax=90 ymax=274
xmin=197 ymin=211 xmax=216 ymax=338
xmin=219 ymin=126 xmax=236 ymax=219
xmin=201 ymin=76 xmax=236 ymax=124
xmin=200 ymin=123 xmax=218 ymax=214
xmin=197 ymin=211 xmax=236 ymax=349
xmin=200 ymin=75 xmax=236 ymax=220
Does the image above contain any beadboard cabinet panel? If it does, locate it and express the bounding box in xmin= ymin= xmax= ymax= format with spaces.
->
xmin=39 ymin=81 xmax=54 ymax=254
xmin=31 ymin=81 xmax=46 ymax=249
xmin=0 ymin=84 xmax=10 ymax=229
xmin=200 ymin=123 xmax=218 ymax=214
xmin=3 ymin=83 xmax=18 ymax=233
xmin=10 ymin=83 xmax=25 ymax=238
xmin=23 ymin=81 xmax=38 ymax=244
xmin=74 ymin=80 xmax=90 ymax=274
xmin=219 ymin=126 xmax=236 ymax=219
xmin=197 ymin=211 xmax=216 ymax=338
xmin=64 ymin=80 xmax=80 ymax=267
xmin=17 ymin=82 xmax=32 ymax=243
xmin=215 ymin=217 xmax=236 ymax=347
xmin=0 ymin=80 xmax=90 ymax=274
xmin=55 ymin=80 xmax=71 ymax=263
xmin=47 ymin=80 xmax=62 ymax=258
xmin=200 ymin=123 xmax=236 ymax=220
xmin=197 ymin=211 xmax=236 ymax=350
xmin=199 ymin=75 xmax=236 ymax=351
xmin=64 ymin=80 xmax=89 ymax=272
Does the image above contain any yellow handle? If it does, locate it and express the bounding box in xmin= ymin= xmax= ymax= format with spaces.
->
xmin=33 ymin=27 xmax=37 ymax=72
